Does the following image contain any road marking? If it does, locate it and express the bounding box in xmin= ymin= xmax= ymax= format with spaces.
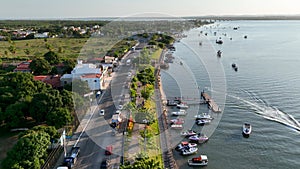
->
xmin=74 ymin=90 xmax=107 ymax=147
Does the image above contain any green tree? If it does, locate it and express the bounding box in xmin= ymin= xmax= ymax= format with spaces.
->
xmin=60 ymin=89 xmax=75 ymax=111
xmin=29 ymin=58 xmax=52 ymax=75
xmin=29 ymin=90 xmax=63 ymax=123
xmin=141 ymin=84 xmax=154 ymax=100
xmin=44 ymin=51 xmax=60 ymax=65
xmin=62 ymin=59 xmax=76 ymax=74
xmin=46 ymin=107 xmax=72 ymax=129
xmin=8 ymin=45 xmax=16 ymax=54
xmin=72 ymin=79 xmax=91 ymax=96
xmin=3 ymin=102 xmax=28 ymax=128
xmin=2 ymin=130 xmax=50 ymax=169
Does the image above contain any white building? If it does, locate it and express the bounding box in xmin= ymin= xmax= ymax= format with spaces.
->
xmin=61 ymin=60 xmax=107 ymax=91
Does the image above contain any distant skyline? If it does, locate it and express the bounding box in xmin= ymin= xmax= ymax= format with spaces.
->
xmin=1 ymin=0 xmax=300 ymax=19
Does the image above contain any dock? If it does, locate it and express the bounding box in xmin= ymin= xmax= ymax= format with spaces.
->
xmin=201 ymin=92 xmax=222 ymax=113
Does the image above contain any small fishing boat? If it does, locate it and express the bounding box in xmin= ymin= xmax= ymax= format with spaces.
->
xmin=232 ymin=63 xmax=236 ymax=68
xmin=217 ymin=50 xmax=222 ymax=57
xmin=180 ymin=130 xmax=197 ymax=137
xmin=176 ymin=103 xmax=189 ymax=109
xmin=171 ymin=124 xmax=183 ymax=129
xmin=170 ymin=118 xmax=185 ymax=125
xmin=196 ymin=119 xmax=211 ymax=125
xmin=242 ymin=123 xmax=252 ymax=137
xmin=216 ymin=39 xmax=223 ymax=44
xmin=171 ymin=110 xmax=187 ymax=116
xmin=194 ymin=113 xmax=213 ymax=120
xmin=188 ymin=155 xmax=208 ymax=166
xmin=189 ymin=134 xmax=209 ymax=143
xmin=181 ymin=147 xmax=198 ymax=155
xmin=175 ymin=141 xmax=197 ymax=151
xmin=167 ymin=100 xmax=178 ymax=106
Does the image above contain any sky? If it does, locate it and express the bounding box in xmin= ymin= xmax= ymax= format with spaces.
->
xmin=1 ymin=0 xmax=300 ymax=19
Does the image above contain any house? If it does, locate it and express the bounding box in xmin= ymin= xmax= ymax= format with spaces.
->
xmin=33 ymin=75 xmax=61 ymax=89
xmin=104 ymin=56 xmax=115 ymax=64
xmin=80 ymin=74 xmax=104 ymax=91
xmin=60 ymin=60 xmax=107 ymax=91
xmin=34 ymin=32 xmax=49 ymax=38
xmin=13 ymin=60 xmax=32 ymax=73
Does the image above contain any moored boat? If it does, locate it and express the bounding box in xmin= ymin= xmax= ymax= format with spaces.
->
xmin=171 ymin=110 xmax=187 ymax=116
xmin=181 ymin=147 xmax=198 ymax=155
xmin=180 ymin=130 xmax=197 ymax=137
xmin=176 ymin=103 xmax=189 ymax=109
xmin=243 ymin=123 xmax=252 ymax=137
xmin=170 ymin=118 xmax=185 ymax=125
xmin=217 ymin=50 xmax=222 ymax=57
xmin=189 ymin=134 xmax=209 ymax=143
xmin=171 ymin=124 xmax=183 ymax=129
xmin=175 ymin=141 xmax=197 ymax=151
xmin=194 ymin=113 xmax=213 ymax=120
xmin=188 ymin=155 xmax=208 ymax=166
xmin=216 ymin=39 xmax=223 ymax=44
xmin=196 ymin=119 xmax=211 ymax=125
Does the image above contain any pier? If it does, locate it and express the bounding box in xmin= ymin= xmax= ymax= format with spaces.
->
xmin=201 ymin=91 xmax=222 ymax=113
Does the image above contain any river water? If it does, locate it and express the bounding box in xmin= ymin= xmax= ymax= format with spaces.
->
xmin=161 ymin=20 xmax=300 ymax=169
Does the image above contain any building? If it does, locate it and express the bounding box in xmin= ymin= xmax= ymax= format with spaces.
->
xmin=13 ymin=60 xmax=32 ymax=73
xmin=60 ymin=60 xmax=107 ymax=91
xmin=33 ymin=75 xmax=61 ymax=89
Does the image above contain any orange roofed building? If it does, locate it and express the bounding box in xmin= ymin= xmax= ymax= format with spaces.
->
xmin=13 ymin=60 xmax=32 ymax=73
xmin=33 ymin=75 xmax=62 ymax=89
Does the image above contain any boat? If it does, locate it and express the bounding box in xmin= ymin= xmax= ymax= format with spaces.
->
xmin=242 ymin=123 xmax=252 ymax=137
xmin=188 ymin=155 xmax=208 ymax=166
xmin=216 ymin=39 xmax=223 ymax=44
xmin=167 ymin=100 xmax=178 ymax=106
xmin=175 ymin=141 xmax=197 ymax=151
xmin=194 ymin=113 xmax=213 ymax=120
xmin=180 ymin=130 xmax=197 ymax=137
xmin=176 ymin=103 xmax=189 ymax=109
xmin=196 ymin=119 xmax=211 ymax=125
xmin=181 ymin=147 xmax=198 ymax=155
xmin=170 ymin=118 xmax=185 ymax=125
xmin=189 ymin=134 xmax=209 ymax=143
xmin=244 ymin=35 xmax=248 ymax=39
xmin=171 ymin=124 xmax=183 ymax=129
xmin=232 ymin=63 xmax=238 ymax=71
xmin=171 ymin=110 xmax=187 ymax=116
xmin=217 ymin=50 xmax=222 ymax=57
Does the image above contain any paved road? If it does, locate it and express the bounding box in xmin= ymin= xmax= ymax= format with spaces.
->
xmin=70 ymin=53 xmax=135 ymax=169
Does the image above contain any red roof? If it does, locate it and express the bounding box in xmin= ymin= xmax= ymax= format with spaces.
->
xmin=81 ymin=74 xmax=102 ymax=78
xmin=33 ymin=75 xmax=61 ymax=88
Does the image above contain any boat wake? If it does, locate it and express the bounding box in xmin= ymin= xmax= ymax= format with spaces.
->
xmin=230 ymin=90 xmax=300 ymax=131
xmin=207 ymin=88 xmax=300 ymax=131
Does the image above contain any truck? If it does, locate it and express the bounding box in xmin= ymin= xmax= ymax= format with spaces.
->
xmin=62 ymin=146 xmax=80 ymax=168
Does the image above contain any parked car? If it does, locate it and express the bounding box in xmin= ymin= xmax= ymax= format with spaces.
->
xmin=99 ymin=109 xmax=105 ymax=116
xmin=115 ymin=110 xmax=121 ymax=114
xmin=118 ymin=105 xmax=123 ymax=110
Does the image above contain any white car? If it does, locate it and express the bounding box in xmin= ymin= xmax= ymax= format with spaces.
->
xmin=115 ymin=110 xmax=121 ymax=114
xmin=99 ymin=109 xmax=105 ymax=116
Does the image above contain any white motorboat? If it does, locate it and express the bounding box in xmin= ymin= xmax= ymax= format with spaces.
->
xmin=171 ymin=110 xmax=187 ymax=116
xmin=196 ymin=119 xmax=211 ymax=125
xmin=189 ymin=134 xmax=209 ymax=143
xmin=242 ymin=123 xmax=252 ymax=137
xmin=180 ymin=130 xmax=197 ymax=137
xmin=170 ymin=118 xmax=185 ymax=125
xmin=171 ymin=124 xmax=183 ymax=129
xmin=188 ymin=155 xmax=208 ymax=166
xmin=181 ymin=147 xmax=198 ymax=155
xmin=194 ymin=113 xmax=213 ymax=120
xmin=176 ymin=103 xmax=189 ymax=109
xmin=175 ymin=141 xmax=197 ymax=151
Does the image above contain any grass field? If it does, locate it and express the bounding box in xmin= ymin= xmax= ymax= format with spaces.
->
xmin=151 ymin=48 xmax=163 ymax=60
xmin=0 ymin=37 xmax=120 ymax=62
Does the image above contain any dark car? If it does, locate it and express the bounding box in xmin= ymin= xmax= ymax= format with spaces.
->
xmin=100 ymin=158 xmax=110 ymax=169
